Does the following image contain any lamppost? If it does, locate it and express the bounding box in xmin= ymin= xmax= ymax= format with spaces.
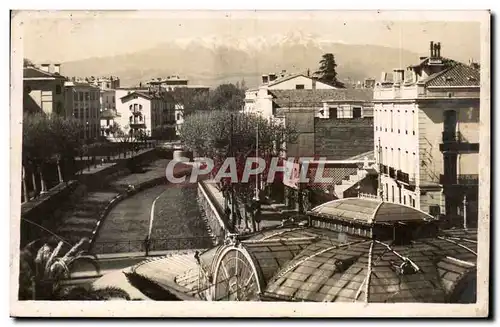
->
xmin=463 ymin=194 xmax=468 ymax=229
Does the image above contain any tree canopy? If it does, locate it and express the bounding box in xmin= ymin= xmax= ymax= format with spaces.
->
xmin=208 ymin=83 xmax=245 ymax=112
xmin=23 ymin=113 xmax=83 ymax=165
xmin=314 ymin=53 xmax=345 ymax=88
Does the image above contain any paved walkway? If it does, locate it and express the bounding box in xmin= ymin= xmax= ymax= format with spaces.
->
xmin=76 ymin=148 xmax=155 ymax=175
xmin=202 ymin=181 xmax=292 ymax=233
xmin=57 ymin=159 xmax=171 ymax=245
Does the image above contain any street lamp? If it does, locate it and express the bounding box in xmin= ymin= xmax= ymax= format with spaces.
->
xmin=463 ymin=195 xmax=468 ymax=229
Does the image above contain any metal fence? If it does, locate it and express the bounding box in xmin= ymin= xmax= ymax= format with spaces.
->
xmin=92 ymin=236 xmax=214 ymax=254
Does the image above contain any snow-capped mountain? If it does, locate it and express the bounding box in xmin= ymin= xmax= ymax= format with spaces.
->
xmin=60 ymin=34 xmax=419 ymax=88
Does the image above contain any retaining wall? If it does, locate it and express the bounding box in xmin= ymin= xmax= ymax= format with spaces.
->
xmin=197 ymin=181 xmax=233 ymax=244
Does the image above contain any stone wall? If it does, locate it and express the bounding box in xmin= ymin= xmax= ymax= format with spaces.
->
xmin=197 ymin=182 xmax=233 ymax=244
xmin=314 ymin=117 xmax=374 ymax=160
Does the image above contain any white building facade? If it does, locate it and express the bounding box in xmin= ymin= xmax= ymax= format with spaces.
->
xmin=373 ymin=41 xmax=480 ymax=222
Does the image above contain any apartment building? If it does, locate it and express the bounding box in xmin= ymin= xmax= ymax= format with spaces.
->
xmin=23 ymin=64 xmax=67 ymax=116
xmin=115 ymin=88 xmax=175 ymax=138
xmin=373 ymin=41 xmax=480 ymax=225
xmin=64 ymin=81 xmax=102 ymax=139
xmin=243 ymin=70 xmax=337 ymax=117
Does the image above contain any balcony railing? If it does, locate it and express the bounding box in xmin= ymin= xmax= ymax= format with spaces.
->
xmin=440 ymin=131 xmax=479 ymax=153
xmin=379 ymin=164 xmax=388 ymax=175
xmin=396 ymin=170 xmax=416 ymax=185
xmin=440 ymin=174 xmax=479 ymax=186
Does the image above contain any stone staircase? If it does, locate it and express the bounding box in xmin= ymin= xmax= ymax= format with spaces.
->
xmin=334 ymin=168 xmax=369 ymax=199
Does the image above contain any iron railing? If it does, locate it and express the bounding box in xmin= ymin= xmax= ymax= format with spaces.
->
xmin=439 ymin=174 xmax=479 ymax=186
xmin=92 ymin=236 xmax=214 ymax=254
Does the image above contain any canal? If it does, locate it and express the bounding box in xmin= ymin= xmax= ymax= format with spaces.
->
xmin=93 ymin=183 xmax=213 ymax=254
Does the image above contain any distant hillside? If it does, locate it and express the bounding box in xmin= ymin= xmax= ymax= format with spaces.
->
xmin=59 ymin=33 xmax=421 ymax=88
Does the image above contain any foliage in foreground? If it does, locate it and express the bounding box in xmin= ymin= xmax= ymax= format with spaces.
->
xmin=18 ymin=237 xmax=110 ymax=300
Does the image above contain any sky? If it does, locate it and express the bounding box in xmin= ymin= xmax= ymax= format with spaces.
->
xmin=17 ymin=10 xmax=483 ymax=63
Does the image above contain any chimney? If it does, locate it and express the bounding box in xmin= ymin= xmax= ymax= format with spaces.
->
xmin=269 ymin=74 xmax=277 ymax=82
xmin=380 ymin=72 xmax=388 ymax=82
xmin=393 ymin=69 xmax=404 ymax=84
xmin=436 ymin=42 xmax=441 ymax=58
xmin=262 ymin=75 xmax=269 ymax=84
xmin=307 ymin=69 xmax=310 ymax=77
xmin=40 ymin=64 xmax=50 ymax=72
xmin=430 ymin=41 xmax=434 ymax=58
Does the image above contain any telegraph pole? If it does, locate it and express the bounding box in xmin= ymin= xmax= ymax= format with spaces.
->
xmin=377 ymin=137 xmax=383 ymax=200
xmin=229 ymin=113 xmax=236 ymax=229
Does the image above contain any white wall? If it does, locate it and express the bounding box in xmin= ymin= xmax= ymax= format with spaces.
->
xmin=268 ymin=75 xmax=335 ymax=90
xmin=116 ymin=96 xmax=152 ymax=135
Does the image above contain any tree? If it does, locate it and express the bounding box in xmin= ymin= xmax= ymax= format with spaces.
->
xmin=208 ymin=83 xmax=245 ymax=112
xmin=18 ymin=238 xmax=103 ymax=300
xmin=179 ymin=111 xmax=297 ymax=230
xmin=114 ymin=123 xmax=132 ymax=158
xmin=23 ymin=113 xmax=83 ymax=199
xmin=23 ymin=58 xmax=34 ymax=67
xmin=314 ymin=53 xmax=345 ymax=88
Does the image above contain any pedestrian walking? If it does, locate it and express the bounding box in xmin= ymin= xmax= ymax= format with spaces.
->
xmin=144 ymin=236 xmax=151 ymax=256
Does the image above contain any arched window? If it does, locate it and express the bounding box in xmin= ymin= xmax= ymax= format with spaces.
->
xmin=177 ymin=113 xmax=181 ymax=120
xmin=139 ymin=104 xmax=143 ymax=110
xmin=129 ymin=116 xmax=132 ymax=123
xmin=139 ymin=115 xmax=143 ymax=122
xmin=129 ymin=105 xmax=133 ymax=110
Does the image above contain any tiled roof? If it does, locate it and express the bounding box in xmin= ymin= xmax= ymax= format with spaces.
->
xmin=270 ymin=89 xmax=373 ymax=108
xmin=120 ymin=91 xmax=153 ymax=101
xmin=23 ymin=66 xmax=66 ymax=79
xmin=425 ymin=63 xmax=480 ymax=87
xmin=310 ymin=198 xmax=435 ymax=224
xmin=123 ymin=223 xmax=477 ymax=303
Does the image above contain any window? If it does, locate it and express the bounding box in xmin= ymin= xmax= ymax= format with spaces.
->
xmin=353 ymin=107 xmax=362 ymax=118
xmin=390 ymin=110 xmax=393 ymax=132
xmin=412 ymin=110 xmax=416 ymax=135
xmin=405 ymin=110 xmax=408 ymax=134
xmin=79 ymin=92 xmax=83 ymax=101
xmin=385 ymin=184 xmax=389 ymax=201
xmin=85 ymin=92 xmax=89 ymax=101
xmin=73 ymin=92 xmax=78 ymax=101
xmin=134 ymin=104 xmax=138 ymax=110
xmin=177 ymin=113 xmax=181 ymax=120
xmin=295 ymin=84 xmax=305 ymax=90
xmin=112 ymin=96 xmax=115 ymax=103
xmin=384 ymin=110 xmax=387 ymax=131
xmin=55 ymin=85 xmax=61 ymax=95
xmin=398 ymin=148 xmax=401 ymax=170
xmin=329 ymin=107 xmax=338 ymax=119
xmin=399 ymin=187 xmax=402 ymax=204
xmin=139 ymin=104 xmax=143 ymax=110
xmin=403 ymin=195 xmax=406 ymax=205
xmin=129 ymin=116 xmax=133 ymax=123
xmin=392 ymin=186 xmax=395 ymax=202
xmin=85 ymin=108 xmax=89 ymax=118
xmin=397 ymin=110 xmax=400 ymax=133
xmin=129 ymin=105 xmax=133 ymax=110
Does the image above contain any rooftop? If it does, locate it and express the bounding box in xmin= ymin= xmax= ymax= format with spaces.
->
xmin=116 ymin=223 xmax=477 ymax=303
xmin=270 ymin=89 xmax=373 ymax=108
xmin=424 ymin=63 xmax=480 ymax=87
xmin=23 ymin=66 xmax=66 ymax=80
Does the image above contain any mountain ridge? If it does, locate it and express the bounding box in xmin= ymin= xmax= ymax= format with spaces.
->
xmin=58 ymin=34 xmax=423 ymax=88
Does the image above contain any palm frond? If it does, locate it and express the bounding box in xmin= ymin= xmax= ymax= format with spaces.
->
xmin=45 ymin=241 xmax=63 ymax=273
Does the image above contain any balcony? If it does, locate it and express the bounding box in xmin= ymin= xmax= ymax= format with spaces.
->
xmin=440 ymin=174 xmax=479 ymax=186
xmin=440 ymin=131 xmax=479 ymax=153
xmin=389 ymin=167 xmax=396 ymax=178
xmin=396 ymin=170 xmax=416 ymax=185
xmin=379 ymin=164 xmax=388 ymax=175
